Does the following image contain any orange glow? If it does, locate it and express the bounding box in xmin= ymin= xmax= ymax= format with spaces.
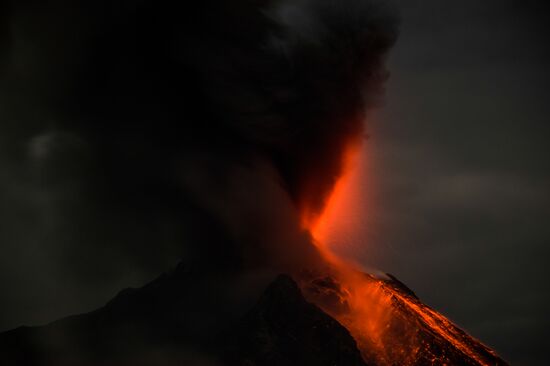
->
xmin=299 ymin=139 xmax=500 ymax=365
xmin=301 ymin=140 xmax=364 ymax=265
xmin=310 ymin=143 xmax=361 ymax=246
xmin=303 ymin=267 xmax=500 ymax=365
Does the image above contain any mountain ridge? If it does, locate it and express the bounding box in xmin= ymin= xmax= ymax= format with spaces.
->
xmin=0 ymin=264 xmax=508 ymax=365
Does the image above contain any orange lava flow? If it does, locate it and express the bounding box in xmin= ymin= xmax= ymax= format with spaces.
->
xmin=300 ymin=142 xmax=500 ymax=366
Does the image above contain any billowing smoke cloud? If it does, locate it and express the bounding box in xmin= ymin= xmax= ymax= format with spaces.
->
xmin=0 ymin=0 xmax=397 ymax=329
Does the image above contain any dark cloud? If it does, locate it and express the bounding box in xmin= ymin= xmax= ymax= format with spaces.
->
xmin=0 ymin=0 xmax=396 ymax=332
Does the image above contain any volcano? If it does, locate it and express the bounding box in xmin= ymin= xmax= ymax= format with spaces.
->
xmin=0 ymin=1 xmax=512 ymax=365
xmin=0 ymin=262 xmax=508 ymax=366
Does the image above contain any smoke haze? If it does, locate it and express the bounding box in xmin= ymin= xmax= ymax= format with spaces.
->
xmin=0 ymin=0 xmax=397 ymax=332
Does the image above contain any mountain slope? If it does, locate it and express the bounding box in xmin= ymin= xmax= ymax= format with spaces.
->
xmin=0 ymin=269 xmax=366 ymax=366
xmin=302 ymin=271 xmax=509 ymax=366
xmin=0 ymin=265 xmax=508 ymax=366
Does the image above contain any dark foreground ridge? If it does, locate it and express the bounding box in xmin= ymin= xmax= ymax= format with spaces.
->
xmin=0 ymin=265 xmax=508 ymax=366
xmin=0 ymin=268 xmax=366 ymax=366
xmin=225 ymin=274 xmax=367 ymax=366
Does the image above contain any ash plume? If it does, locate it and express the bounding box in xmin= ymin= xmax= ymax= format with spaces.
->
xmin=0 ymin=0 xmax=398 ymax=330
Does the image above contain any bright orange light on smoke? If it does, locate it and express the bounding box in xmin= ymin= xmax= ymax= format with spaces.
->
xmin=301 ymin=140 xmax=365 ymax=262
xmin=310 ymin=144 xmax=359 ymax=243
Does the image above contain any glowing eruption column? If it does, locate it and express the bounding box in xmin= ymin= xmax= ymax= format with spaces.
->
xmin=303 ymin=141 xmax=365 ymax=262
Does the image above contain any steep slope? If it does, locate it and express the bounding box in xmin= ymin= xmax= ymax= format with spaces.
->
xmin=301 ymin=271 xmax=509 ymax=366
xmin=0 ymin=263 xmax=508 ymax=366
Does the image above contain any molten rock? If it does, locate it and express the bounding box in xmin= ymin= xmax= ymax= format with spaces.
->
xmin=301 ymin=271 xmax=509 ymax=366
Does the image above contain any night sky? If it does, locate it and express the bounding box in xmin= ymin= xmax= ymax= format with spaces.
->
xmin=1 ymin=1 xmax=549 ymax=365
xmin=357 ymin=1 xmax=549 ymax=364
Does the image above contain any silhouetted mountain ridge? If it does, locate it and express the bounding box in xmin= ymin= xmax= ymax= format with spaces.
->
xmin=0 ymin=266 xmax=367 ymax=366
xmin=0 ymin=265 xmax=508 ymax=365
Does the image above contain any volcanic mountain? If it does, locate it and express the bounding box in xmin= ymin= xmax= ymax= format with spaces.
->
xmin=0 ymin=262 xmax=508 ymax=366
xmin=0 ymin=1 xmax=510 ymax=365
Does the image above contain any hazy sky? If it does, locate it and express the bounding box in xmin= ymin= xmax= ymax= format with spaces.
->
xmin=350 ymin=1 xmax=549 ymax=364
